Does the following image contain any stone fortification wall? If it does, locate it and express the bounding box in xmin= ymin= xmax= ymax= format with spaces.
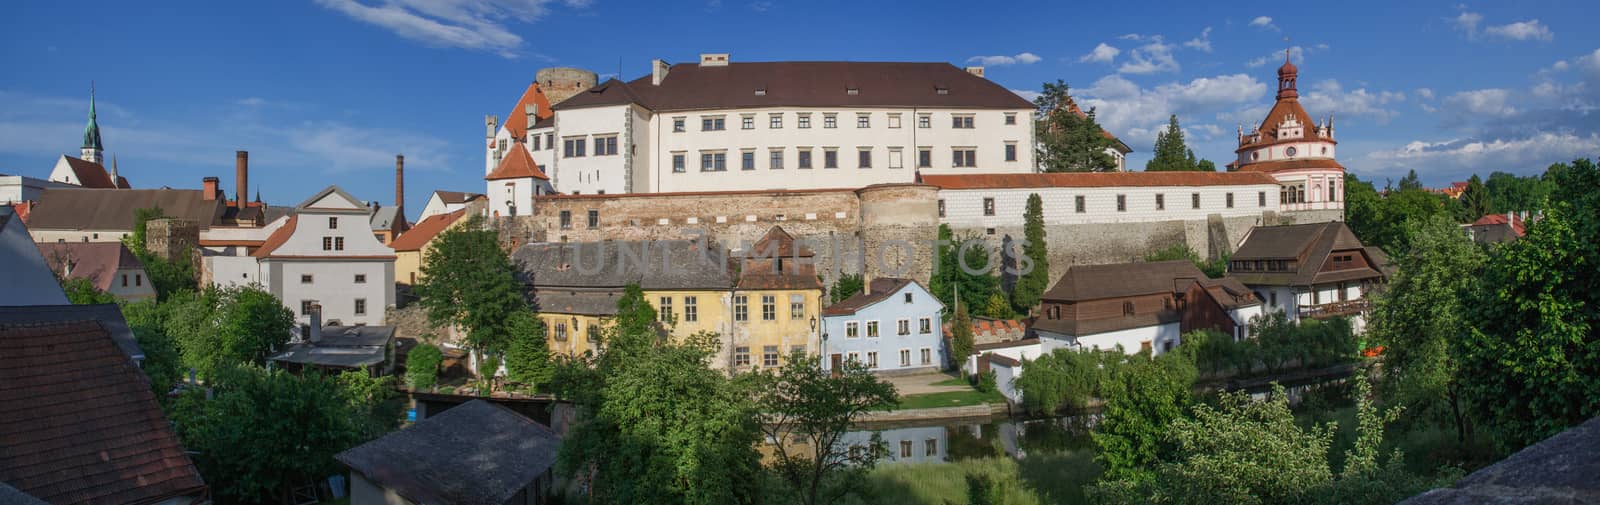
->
xmin=536 ymin=67 xmax=598 ymax=105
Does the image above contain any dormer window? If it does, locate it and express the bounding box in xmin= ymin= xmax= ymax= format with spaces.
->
xmin=935 ymin=86 xmax=949 ymax=95
xmin=754 ymin=88 xmax=767 ymax=96
xmin=846 ymin=87 xmax=859 ymax=95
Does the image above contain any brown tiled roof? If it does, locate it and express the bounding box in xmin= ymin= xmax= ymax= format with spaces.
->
xmin=556 ymin=61 xmax=1035 ymax=111
xmin=1032 ymin=310 xmax=1180 ymax=337
xmin=822 ymin=278 xmax=922 ymax=316
xmin=390 ymin=209 xmax=467 ymax=252
xmin=0 ymin=320 xmax=206 ymax=503
xmin=434 ymin=190 xmax=484 ymax=205
xmin=1230 ymin=222 xmax=1383 ymax=286
xmin=922 ymin=171 xmax=1277 ymax=190
xmin=1199 ymin=277 xmax=1263 ymax=309
xmin=251 ymin=214 xmax=298 ymax=258
xmin=27 ymin=188 xmax=226 ymax=231
xmin=747 ymin=226 xmax=813 ymax=257
xmin=502 ymin=82 xmax=555 ymax=139
xmin=1042 ymin=260 xmax=1206 ymax=302
xmin=59 ymin=156 xmax=130 ymax=189
xmin=984 ymin=353 xmax=1022 ymax=367
xmin=975 ymin=337 xmax=1039 ymax=351
xmin=1230 ymin=157 xmax=1344 ymax=173
xmin=1471 ymin=213 xmax=1525 ymax=237
xmin=36 ymin=242 xmax=144 ymax=292
xmin=485 ymin=143 xmax=549 ymax=181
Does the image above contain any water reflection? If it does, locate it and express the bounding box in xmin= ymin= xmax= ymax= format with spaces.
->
xmin=851 ymin=414 xmax=1098 ymax=465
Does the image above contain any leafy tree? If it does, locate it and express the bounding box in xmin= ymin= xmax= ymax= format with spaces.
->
xmin=829 ymin=273 xmax=864 ymax=304
xmin=1012 ymin=349 xmax=1104 ymax=415
xmin=1034 ymin=80 xmax=1118 ymax=172
xmin=1011 ymin=194 xmax=1050 ymax=314
xmin=929 ymin=224 xmax=958 ymax=312
xmin=1456 ymin=174 xmax=1491 ymax=223
xmin=1142 ymin=243 xmax=1225 ymax=278
xmin=119 ymin=300 xmax=185 ymax=395
xmin=415 ymin=215 xmax=528 ymax=359
xmin=338 ymin=370 xmax=403 ymax=440
xmin=749 ymin=352 xmax=898 ymax=505
xmin=1485 ymin=169 xmax=1553 ymax=213
xmin=504 ymin=310 xmax=552 ymax=391
xmin=163 ymin=285 xmax=294 ymax=379
xmin=952 ymin=234 xmax=1000 ymax=312
xmin=1343 ymin=175 xmax=1385 ymax=246
xmin=1145 ymin=115 xmax=1213 ymax=171
xmin=982 ymin=291 xmax=1017 ymax=319
xmin=1342 ymin=174 xmax=1448 ymax=254
xmin=1397 ymin=169 xmax=1424 ymax=191
xmin=607 ymin=283 xmax=660 ymax=357
xmin=405 ymin=343 xmax=444 ymax=391
xmin=1458 ymin=158 xmax=1600 ymax=449
xmin=62 ymin=277 xmax=116 ymax=304
xmin=949 ymin=303 xmax=976 ymax=374
xmin=967 ymin=473 xmax=1001 ymax=505
xmin=1369 ymin=215 xmax=1485 ymax=442
xmin=1093 ymin=351 xmax=1196 ymax=481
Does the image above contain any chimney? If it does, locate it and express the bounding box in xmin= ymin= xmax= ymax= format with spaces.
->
xmin=651 ymin=59 xmax=671 ymax=85
xmin=202 ymin=177 xmax=219 ymax=201
xmin=485 ymin=115 xmax=499 ymax=139
xmin=309 ymin=303 xmax=323 ymax=344
xmin=395 ymin=154 xmax=405 ymax=212
xmin=699 ymin=53 xmax=730 ymax=67
xmin=235 ymin=151 xmax=249 ymax=209
xmin=964 ymin=66 xmax=985 ymax=78
xmin=524 ymin=104 xmax=537 ymax=132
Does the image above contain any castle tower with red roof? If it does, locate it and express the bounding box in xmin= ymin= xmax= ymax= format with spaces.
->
xmin=1229 ymin=52 xmax=1344 ymax=219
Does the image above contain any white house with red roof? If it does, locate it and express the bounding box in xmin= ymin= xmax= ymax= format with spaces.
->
xmin=484 ymin=140 xmax=554 ymax=218
xmin=1227 ymin=53 xmax=1344 ymax=218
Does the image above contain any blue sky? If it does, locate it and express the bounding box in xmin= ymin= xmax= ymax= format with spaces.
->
xmin=3 ymin=0 xmax=1596 ymax=218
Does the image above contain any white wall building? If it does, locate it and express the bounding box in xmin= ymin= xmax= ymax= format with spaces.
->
xmin=926 ymin=171 xmax=1282 ymax=229
xmin=0 ymin=174 xmax=73 ymax=205
xmin=1227 ymin=55 xmax=1345 ymax=216
xmin=417 ymin=190 xmax=484 ymax=221
xmin=1227 ymin=221 xmax=1385 ymax=333
xmin=243 ymin=186 xmax=396 ymax=326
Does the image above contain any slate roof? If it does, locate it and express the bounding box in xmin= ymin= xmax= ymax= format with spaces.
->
xmin=975 ymin=337 xmax=1040 ymax=352
xmin=513 ymin=239 xmax=735 ymax=290
xmin=26 ymin=188 xmax=225 ymax=231
xmin=1229 ymin=221 xmax=1383 ymax=287
xmin=370 ymin=205 xmax=404 ymax=232
xmin=1042 ymin=260 xmax=1206 ymax=302
xmin=0 ymin=482 xmax=48 ymax=505
xmin=556 ymin=61 xmax=1034 ymax=111
xmin=0 ymin=304 xmax=142 ymax=362
xmin=0 ymin=320 xmax=205 ymax=503
xmin=296 ymin=185 xmax=367 ymax=211
xmin=922 ymin=171 xmax=1277 ymax=190
xmin=391 ymin=209 xmax=467 ymax=252
xmin=531 ymin=288 xmax=623 ymax=317
xmin=36 ymin=242 xmax=144 ymax=292
xmin=268 ymin=325 xmax=394 ymax=369
xmin=0 ymin=207 xmax=69 ymax=306
xmin=336 ymin=400 xmax=560 ymax=505
xmin=822 ymin=278 xmax=934 ymax=316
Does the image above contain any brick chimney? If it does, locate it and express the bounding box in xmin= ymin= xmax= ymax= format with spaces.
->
xmin=202 ymin=177 xmax=219 ymax=200
xmin=235 ymin=150 xmax=249 ymax=209
xmin=395 ymin=154 xmax=405 ymax=212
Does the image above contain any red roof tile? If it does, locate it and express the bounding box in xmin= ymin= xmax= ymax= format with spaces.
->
xmin=0 ymin=320 xmax=206 ymax=503
xmin=485 ymin=144 xmax=549 ymax=181
xmin=251 ymin=214 xmax=297 ymax=258
xmin=503 ymin=82 xmax=555 ymax=138
xmin=1472 ymin=213 xmax=1526 ymax=236
xmin=922 ymin=171 xmax=1277 ymax=190
xmin=390 ymin=209 xmax=467 ymax=252
xmin=59 ymin=157 xmax=129 ymax=189
xmin=1230 ymin=158 xmax=1345 ymax=173
xmin=36 ymin=242 xmax=144 ymax=292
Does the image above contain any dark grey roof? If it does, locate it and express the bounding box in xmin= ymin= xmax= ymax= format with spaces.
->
xmin=26 ymin=188 xmax=226 ymax=231
xmin=531 ymin=288 xmax=622 ymax=317
xmin=1400 ymin=416 xmax=1600 ymax=504
xmin=823 ymin=278 xmax=933 ymax=316
xmin=1042 ymin=260 xmax=1205 ymax=302
xmin=268 ymin=326 xmax=394 ymax=369
xmin=0 ymin=482 xmax=49 ymax=505
xmin=0 ymin=304 xmax=143 ymax=361
xmin=336 ymin=400 xmax=561 ymax=505
xmin=296 ymin=185 xmax=366 ymax=211
xmin=369 ymin=205 xmax=402 ymax=230
xmin=513 ymin=240 xmax=735 ymax=290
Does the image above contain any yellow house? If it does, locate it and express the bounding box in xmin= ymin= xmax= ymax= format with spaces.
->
xmin=728 ymin=227 xmax=825 ymax=373
xmin=390 ymin=208 xmax=469 ymax=286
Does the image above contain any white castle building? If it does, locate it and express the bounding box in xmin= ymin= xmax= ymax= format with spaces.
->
xmin=1227 ymin=53 xmax=1345 ymax=219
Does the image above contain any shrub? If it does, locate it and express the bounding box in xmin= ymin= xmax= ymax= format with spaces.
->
xmin=406 ymin=344 xmax=443 ymax=391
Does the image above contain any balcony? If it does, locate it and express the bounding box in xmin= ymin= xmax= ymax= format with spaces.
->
xmin=1299 ymin=299 xmax=1370 ymax=319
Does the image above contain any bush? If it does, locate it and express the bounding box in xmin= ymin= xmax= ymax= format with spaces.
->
xmin=1012 ymin=349 xmax=1108 ymax=415
xmin=975 ymin=371 xmax=998 ymax=393
xmin=407 ymin=344 xmax=443 ymax=391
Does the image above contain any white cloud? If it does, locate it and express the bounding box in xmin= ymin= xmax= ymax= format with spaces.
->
xmin=1183 ymin=27 xmax=1213 ymax=53
xmin=1300 ymin=80 xmax=1405 ymax=124
xmin=1118 ymin=37 xmax=1179 ymax=74
xmin=1078 ymin=73 xmax=1268 ymax=143
xmin=1443 ymin=88 xmax=1519 ymax=117
xmin=1079 ymin=43 xmax=1120 ymax=64
xmin=287 ymin=122 xmax=449 ymax=173
xmin=313 ymin=0 xmax=585 ymax=58
xmin=1452 ymin=10 xmax=1483 ymax=36
xmin=1363 ymin=132 xmax=1600 ymax=177
xmin=748 ymin=1 xmax=772 ymax=11
xmin=1485 ymin=19 xmax=1553 ymax=41
xmin=1246 ymin=45 xmax=1325 ymax=68
xmin=236 ymin=97 xmax=268 ymax=106
xmin=1009 ymin=89 xmax=1042 ymax=102
xmin=1415 ymin=88 xmax=1435 ymax=100
xmin=1249 ymin=16 xmax=1278 ymax=31
xmin=1551 ymin=60 xmax=1570 ymax=71
xmin=967 ymin=52 xmax=1042 ymax=66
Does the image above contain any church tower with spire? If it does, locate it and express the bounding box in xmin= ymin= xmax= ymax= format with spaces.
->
xmin=81 ymin=84 xmax=104 ymax=164
xmin=1228 ymin=51 xmax=1344 ymax=221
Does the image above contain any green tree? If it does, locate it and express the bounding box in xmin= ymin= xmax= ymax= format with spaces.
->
xmin=930 ymin=224 xmax=959 ymax=312
xmin=122 ymin=206 xmax=198 ymax=300
xmin=1011 ymin=193 xmax=1051 ymax=314
xmin=1034 ymin=80 xmax=1118 ymax=172
xmin=949 ymin=303 xmax=976 ymax=375
xmin=163 ymin=285 xmax=294 ymax=379
xmin=414 ymin=215 xmax=528 ymax=359
xmin=119 ymin=300 xmax=185 ymax=395
xmin=1397 ymin=169 xmax=1424 ymax=191
xmin=1343 ymin=175 xmax=1385 ymax=245
xmin=607 ymin=283 xmax=660 ymax=357
xmin=1093 ymin=352 xmax=1196 ymax=481
xmin=952 ymin=234 xmax=1000 ymax=312
xmin=405 ymin=343 xmax=444 ymax=391
xmin=967 ymin=472 xmax=1001 ymax=505
xmin=504 ymin=310 xmax=553 ymax=391
xmin=1145 ymin=115 xmax=1213 ymax=171
xmin=1143 ymin=244 xmax=1225 ymax=278
xmin=750 ymin=352 xmax=898 ymax=505
xmin=982 ymin=291 xmax=1017 ymax=319
xmin=829 ymin=273 xmax=864 ymax=304
xmin=1012 ymin=349 xmax=1104 ymax=415
xmin=1455 ymin=174 xmax=1491 ymax=223
xmin=1369 ymin=215 xmax=1485 ymax=442
xmin=62 ymin=277 xmax=116 ymax=304
xmin=1485 ymin=169 xmax=1553 ymax=213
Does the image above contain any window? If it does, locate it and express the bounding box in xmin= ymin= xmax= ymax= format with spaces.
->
xmin=926 ymin=438 xmax=938 ymax=456
xmin=798 ymin=114 xmax=811 ymax=129
xmin=1004 ymin=143 xmax=1017 ymax=162
xmin=559 ymin=210 xmax=572 ymax=229
xmin=790 ymin=294 xmax=805 ymax=320
xmin=735 ymin=295 xmax=749 ymax=321
xmin=763 ymin=346 xmax=779 ymax=367
xmin=888 ymin=148 xmax=903 ymax=169
xmin=595 ymin=136 xmax=618 ymax=156
xmin=1075 ymin=195 xmax=1086 ymax=213
xmin=301 ymin=274 xmax=314 ymax=284
xmin=823 ymin=114 xmax=837 ymax=129
xmin=322 ymin=237 xmax=333 ymax=251
xmin=587 ymin=209 xmax=599 ymax=229
xmin=1005 ymin=113 xmax=1018 ymax=125
xmin=847 ymin=351 xmax=860 ymax=364
xmin=900 ymin=349 xmax=911 ymax=366
xmin=684 ymin=296 xmax=698 ymax=322
xmin=952 ymin=148 xmax=976 ymax=168
xmin=1259 ymin=191 xmax=1267 ymax=207
xmin=1117 ymin=194 xmax=1126 ymax=212
xmin=563 ymin=137 xmax=586 ymax=157
xmin=866 ymin=321 xmax=880 ymax=338
xmin=904 ymin=292 xmax=913 ymax=303
xmin=791 ymin=345 xmax=806 ymax=357
xmin=329 ymin=217 xmax=338 ymax=229
xmin=532 ymin=135 xmax=541 ymax=151
xmin=335 ymin=237 xmax=344 ymax=251
xmin=983 ymin=197 xmax=996 ymax=216
xmin=354 ymin=274 xmax=366 ymax=284
xmin=702 ymin=116 xmax=726 ymax=131
xmin=824 ymin=149 xmax=839 ymax=169
xmin=301 ymin=300 xmax=314 ymax=315
xmin=770 ymin=149 xmax=784 ymax=169
xmin=545 ymin=132 xmax=554 ymax=148
xmin=735 ymin=346 xmax=751 ymax=367
xmin=659 ymin=297 xmax=673 ymax=322
xmin=1123 ymin=301 xmax=1135 ymax=316
xmin=921 ymin=348 xmax=933 ymax=365
xmin=798 ymin=149 xmax=813 ymax=169
xmin=846 ymin=321 xmax=859 ymax=338
xmin=867 ymin=351 xmax=879 ymax=367
xmin=919 ymin=317 xmax=932 ymax=334
xmin=917 ymin=114 xmax=931 ymax=128
xmin=136 ymin=274 xmax=142 ymax=286
xmin=741 ymin=150 xmax=756 ymax=171
xmin=354 ymin=298 xmax=367 ymax=316
xmin=897 ymin=319 xmax=910 ymax=335
xmin=856 ymin=114 xmax=870 ymax=128
xmin=587 ymin=324 xmax=598 ymax=342
xmin=857 ymin=148 xmax=872 ymax=168
xmin=673 ymin=117 xmax=686 ymax=132
xmin=1192 ymin=193 xmax=1201 ymax=209
xmin=952 ymin=115 xmax=975 ymax=129
xmin=554 ymin=322 xmax=568 ymax=341
xmin=769 ymin=114 xmax=783 ymax=129
xmin=1156 ymin=193 xmax=1165 ymax=210
xmin=887 ymin=114 xmax=902 ymax=128
xmin=672 ymin=153 xmax=686 ymax=173
xmin=741 ymin=115 xmax=755 ymax=130
xmin=1226 ymin=192 xmax=1235 ymax=208
xmin=937 ymin=199 xmax=946 ymax=217
xmin=918 ymin=148 xmax=932 ymax=168
xmin=701 ymin=151 xmax=727 ymax=171
xmin=761 ymin=294 xmax=776 ymax=321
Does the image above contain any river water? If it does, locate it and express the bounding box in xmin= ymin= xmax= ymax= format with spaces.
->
xmin=844 ymin=414 xmax=1099 ymax=466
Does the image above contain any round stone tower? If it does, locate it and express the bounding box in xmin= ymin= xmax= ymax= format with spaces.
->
xmin=535 ymin=67 xmax=599 ymax=105
xmin=855 ymin=183 xmax=941 ymax=285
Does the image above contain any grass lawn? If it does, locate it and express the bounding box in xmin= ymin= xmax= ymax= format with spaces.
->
xmin=892 ymin=389 xmax=1007 ymax=410
xmin=930 ymin=374 xmax=970 ymax=387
